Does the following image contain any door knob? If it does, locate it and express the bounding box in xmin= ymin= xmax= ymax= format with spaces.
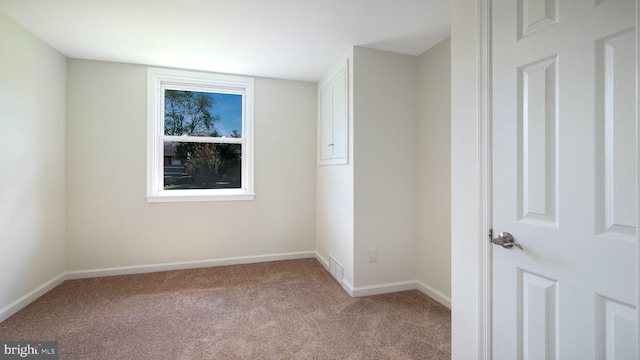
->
xmin=492 ymin=232 xmax=523 ymax=250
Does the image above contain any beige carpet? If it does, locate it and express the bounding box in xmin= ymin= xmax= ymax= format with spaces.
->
xmin=0 ymin=259 xmax=451 ymax=359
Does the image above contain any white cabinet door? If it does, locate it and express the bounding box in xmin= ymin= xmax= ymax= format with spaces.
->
xmin=318 ymin=61 xmax=348 ymax=165
xmin=330 ymin=71 xmax=347 ymax=160
xmin=492 ymin=0 xmax=637 ymax=359
xmin=319 ymin=82 xmax=334 ymax=161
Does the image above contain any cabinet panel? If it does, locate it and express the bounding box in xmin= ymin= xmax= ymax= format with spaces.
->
xmin=319 ymin=82 xmax=334 ymax=161
xmin=318 ymin=61 xmax=348 ymax=165
xmin=331 ymin=69 xmax=347 ymax=160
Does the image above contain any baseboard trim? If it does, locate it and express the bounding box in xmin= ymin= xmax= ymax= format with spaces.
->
xmin=351 ymin=280 xmax=417 ymax=297
xmin=1 ymin=252 xmax=451 ymax=325
xmin=416 ymin=280 xmax=452 ymax=309
xmin=66 ymin=251 xmax=317 ymax=280
xmin=314 ymin=252 xmax=354 ymax=296
xmin=314 ymin=253 xmax=451 ymax=307
xmin=341 ymin=279 xmax=355 ymax=296
xmin=314 ymin=252 xmax=330 ymax=270
xmin=1 ymin=252 xmax=317 ymax=323
xmin=0 ymin=273 xmax=66 ymax=323
xmin=352 ymin=280 xmax=451 ymax=308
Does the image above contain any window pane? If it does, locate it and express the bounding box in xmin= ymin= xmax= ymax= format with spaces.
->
xmin=164 ymin=90 xmax=242 ymax=137
xmin=163 ymin=141 xmax=242 ymax=190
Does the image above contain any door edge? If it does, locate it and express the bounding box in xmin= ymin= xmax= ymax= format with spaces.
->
xmin=478 ymin=0 xmax=493 ymax=359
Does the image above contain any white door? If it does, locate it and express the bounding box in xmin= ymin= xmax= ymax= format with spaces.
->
xmin=492 ymin=0 xmax=637 ymax=359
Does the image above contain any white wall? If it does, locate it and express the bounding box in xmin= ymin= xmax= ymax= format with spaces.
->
xmin=451 ymin=0 xmax=483 ymax=359
xmin=352 ymin=47 xmax=418 ymax=288
xmin=0 ymin=13 xmax=67 ymax=314
xmin=417 ymin=38 xmax=451 ymax=300
xmin=315 ymin=45 xmax=452 ymax=298
xmin=0 ymin=10 xmax=454 ymax=330
xmin=66 ymin=59 xmax=317 ymax=271
xmin=315 ymin=51 xmax=355 ymax=288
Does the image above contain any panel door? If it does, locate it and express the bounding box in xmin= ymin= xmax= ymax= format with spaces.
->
xmin=492 ymin=0 xmax=637 ymax=359
xmin=318 ymin=62 xmax=348 ymax=165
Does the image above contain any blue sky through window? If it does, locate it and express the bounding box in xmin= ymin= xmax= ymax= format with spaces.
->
xmin=208 ymin=92 xmax=242 ymax=137
xmin=164 ymin=90 xmax=242 ymax=137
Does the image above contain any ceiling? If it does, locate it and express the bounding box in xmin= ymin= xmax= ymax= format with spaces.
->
xmin=0 ymin=0 xmax=450 ymax=82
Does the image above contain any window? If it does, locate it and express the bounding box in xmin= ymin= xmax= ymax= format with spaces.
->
xmin=147 ymin=68 xmax=254 ymax=202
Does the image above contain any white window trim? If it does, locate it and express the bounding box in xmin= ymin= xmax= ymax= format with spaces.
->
xmin=146 ymin=67 xmax=255 ymax=202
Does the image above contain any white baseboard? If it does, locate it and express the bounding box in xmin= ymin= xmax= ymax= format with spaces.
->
xmin=341 ymin=279 xmax=355 ymax=296
xmin=314 ymin=252 xmax=354 ymax=295
xmin=314 ymin=252 xmax=330 ymax=270
xmin=65 ymin=251 xmax=317 ymax=280
xmin=416 ymin=280 xmax=452 ymax=309
xmin=351 ymin=280 xmax=417 ymax=297
xmin=314 ymin=252 xmax=450 ymax=306
xmin=351 ymin=280 xmax=451 ymax=308
xmin=1 ymin=251 xmax=316 ymax=323
xmin=0 ymin=273 xmax=66 ymax=323
xmin=1 ymin=252 xmax=451 ymax=325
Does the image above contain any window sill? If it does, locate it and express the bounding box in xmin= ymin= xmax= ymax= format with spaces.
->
xmin=146 ymin=189 xmax=255 ymax=203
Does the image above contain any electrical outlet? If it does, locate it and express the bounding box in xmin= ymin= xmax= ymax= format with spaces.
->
xmin=368 ymin=248 xmax=378 ymax=263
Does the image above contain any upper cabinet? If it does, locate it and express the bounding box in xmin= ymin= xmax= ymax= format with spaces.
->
xmin=318 ymin=60 xmax=348 ymax=165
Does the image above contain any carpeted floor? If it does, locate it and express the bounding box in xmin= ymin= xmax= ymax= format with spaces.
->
xmin=0 ymin=259 xmax=451 ymax=359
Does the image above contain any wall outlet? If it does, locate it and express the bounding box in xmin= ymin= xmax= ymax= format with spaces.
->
xmin=368 ymin=248 xmax=378 ymax=263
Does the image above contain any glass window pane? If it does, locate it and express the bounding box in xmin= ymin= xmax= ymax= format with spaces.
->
xmin=164 ymin=90 xmax=242 ymax=137
xmin=163 ymin=141 xmax=242 ymax=190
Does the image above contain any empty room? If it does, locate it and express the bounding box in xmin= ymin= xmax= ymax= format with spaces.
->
xmin=2 ymin=0 xmax=639 ymax=359
xmin=0 ymin=0 xmax=453 ymax=358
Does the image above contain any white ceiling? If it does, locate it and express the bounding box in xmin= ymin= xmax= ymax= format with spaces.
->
xmin=0 ymin=0 xmax=450 ymax=82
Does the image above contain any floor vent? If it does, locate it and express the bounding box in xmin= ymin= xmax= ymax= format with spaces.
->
xmin=328 ymin=256 xmax=344 ymax=283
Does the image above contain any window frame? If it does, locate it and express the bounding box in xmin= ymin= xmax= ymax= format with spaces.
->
xmin=147 ymin=67 xmax=255 ymax=203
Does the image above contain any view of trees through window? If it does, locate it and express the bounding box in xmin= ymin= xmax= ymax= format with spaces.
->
xmin=163 ymin=90 xmax=243 ymax=190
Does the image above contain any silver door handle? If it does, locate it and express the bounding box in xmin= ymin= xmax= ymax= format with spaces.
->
xmin=492 ymin=232 xmax=523 ymax=250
